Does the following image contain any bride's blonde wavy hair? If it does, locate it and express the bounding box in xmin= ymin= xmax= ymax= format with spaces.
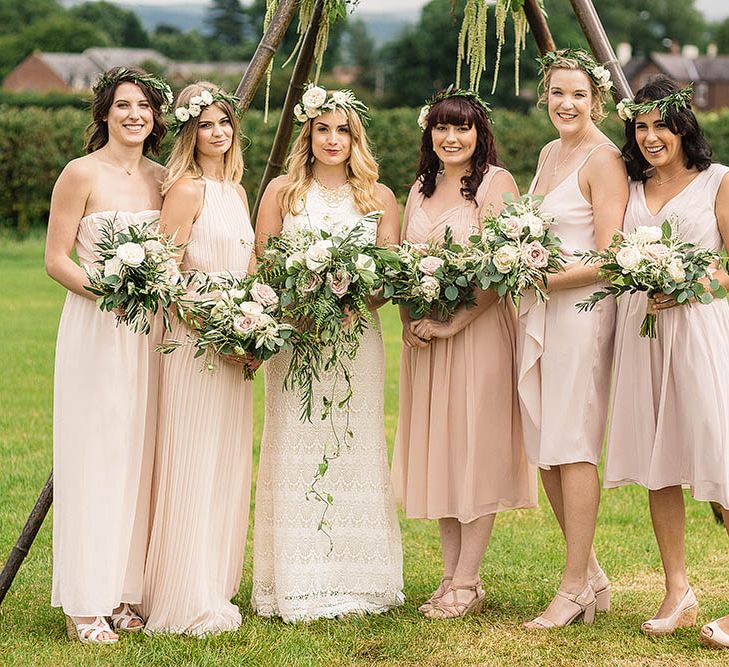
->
xmin=162 ymin=81 xmax=244 ymax=195
xmin=279 ymin=106 xmax=382 ymax=215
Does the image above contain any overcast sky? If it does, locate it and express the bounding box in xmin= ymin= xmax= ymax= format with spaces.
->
xmin=116 ymin=0 xmax=728 ymax=21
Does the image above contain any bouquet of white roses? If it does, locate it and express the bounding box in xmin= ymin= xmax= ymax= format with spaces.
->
xmin=256 ymin=212 xmax=399 ymax=542
xmin=381 ymin=227 xmax=482 ymax=320
xmin=85 ymin=217 xmax=185 ymax=334
xmin=471 ymin=193 xmax=564 ymax=304
xmin=576 ymin=216 xmax=726 ymax=338
xmin=162 ymin=273 xmax=294 ymax=380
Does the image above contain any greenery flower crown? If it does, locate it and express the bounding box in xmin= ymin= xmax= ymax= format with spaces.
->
xmin=417 ymin=85 xmax=493 ymax=130
xmin=169 ymin=89 xmax=242 ymax=135
xmin=92 ymin=68 xmax=174 ymax=113
xmin=537 ymin=48 xmax=613 ymax=94
xmin=293 ymin=83 xmax=370 ymax=127
xmin=616 ymin=86 xmax=694 ymax=122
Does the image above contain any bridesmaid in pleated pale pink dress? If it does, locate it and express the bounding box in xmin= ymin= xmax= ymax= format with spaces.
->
xmin=141 ymin=83 xmax=256 ymax=636
xmin=45 ymin=67 xmax=169 ymax=644
xmin=392 ymin=90 xmax=537 ymax=620
xmin=516 ymin=50 xmax=627 ymax=629
xmin=604 ymin=77 xmax=729 ymax=644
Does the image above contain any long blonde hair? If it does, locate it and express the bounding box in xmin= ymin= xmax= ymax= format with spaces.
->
xmin=279 ymin=106 xmax=381 ymax=215
xmin=162 ymin=81 xmax=244 ymax=195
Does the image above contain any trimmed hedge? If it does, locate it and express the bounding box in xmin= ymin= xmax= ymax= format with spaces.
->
xmin=2 ymin=104 xmax=729 ymax=233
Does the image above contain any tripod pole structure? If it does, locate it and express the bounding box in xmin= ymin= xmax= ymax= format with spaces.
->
xmin=567 ymin=0 xmax=632 ymax=101
xmin=524 ymin=0 xmax=556 ymax=55
xmin=252 ymin=0 xmax=325 ymax=224
xmin=235 ymin=0 xmax=300 ymax=114
xmin=0 ymin=471 xmax=53 ymax=608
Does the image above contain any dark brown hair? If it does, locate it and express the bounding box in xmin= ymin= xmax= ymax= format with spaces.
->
xmin=85 ymin=67 xmax=168 ymax=155
xmin=416 ymin=95 xmax=499 ymax=202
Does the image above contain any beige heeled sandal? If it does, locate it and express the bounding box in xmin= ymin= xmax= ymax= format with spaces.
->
xmin=65 ymin=615 xmax=118 ymax=645
xmin=641 ymin=588 xmax=698 ymax=636
xmin=110 ymin=603 xmax=145 ymax=633
xmin=418 ymin=576 xmax=453 ymax=614
xmin=424 ymin=581 xmax=485 ymax=620
xmin=523 ymin=585 xmax=597 ymax=630
xmin=589 ymin=568 xmax=611 ymax=613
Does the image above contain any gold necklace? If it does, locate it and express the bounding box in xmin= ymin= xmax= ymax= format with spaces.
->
xmin=552 ymin=131 xmax=590 ymax=176
xmin=652 ymin=169 xmax=687 ymax=187
xmin=313 ymin=175 xmax=351 ymax=207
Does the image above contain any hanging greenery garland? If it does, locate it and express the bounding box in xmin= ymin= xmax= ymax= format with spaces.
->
xmin=263 ymin=0 xmax=356 ymax=120
xmin=455 ymin=0 xmax=546 ymax=95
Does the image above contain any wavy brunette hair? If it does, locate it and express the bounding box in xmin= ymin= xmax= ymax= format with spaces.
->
xmin=622 ymin=75 xmax=712 ymax=182
xmin=162 ymin=82 xmax=244 ymax=195
xmin=279 ymin=105 xmax=381 ymax=216
xmin=85 ymin=66 xmax=167 ymax=155
xmin=416 ymin=95 xmax=498 ymax=202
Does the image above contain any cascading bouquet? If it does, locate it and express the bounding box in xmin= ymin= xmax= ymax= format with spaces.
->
xmin=470 ymin=193 xmax=564 ymax=303
xmin=160 ymin=273 xmax=294 ymax=380
xmin=256 ymin=212 xmax=400 ymax=542
xmin=381 ymin=227 xmax=482 ymax=320
xmin=576 ymin=216 xmax=727 ymax=338
xmin=85 ymin=217 xmax=185 ymax=334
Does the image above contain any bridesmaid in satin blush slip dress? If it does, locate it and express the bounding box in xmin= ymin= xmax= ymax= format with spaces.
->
xmin=141 ymin=83 xmax=256 ymax=636
xmin=517 ymin=50 xmax=628 ymax=630
xmin=44 ymin=67 xmax=169 ymax=644
xmin=604 ymin=76 xmax=729 ymax=644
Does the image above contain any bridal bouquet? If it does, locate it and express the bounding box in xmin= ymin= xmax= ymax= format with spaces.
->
xmin=576 ymin=216 xmax=726 ymax=337
xmin=257 ymin=212 xmax=399 ymax=539
xmin=381 ymin=227 xmax=482 ymax=320
xmin=471 ymin=193 xmax=564 ymax=303
xmin=161 ymin=273 xmax=294 ymax=379
xmin=85 ymin=217 xmax=185 ymax=334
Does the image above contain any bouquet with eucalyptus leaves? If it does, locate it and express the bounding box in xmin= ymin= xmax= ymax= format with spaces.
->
xmin=576 ymin=216 xmax=726 ymax=338
xmin=85 ymin=217 xmax=185 ymax=334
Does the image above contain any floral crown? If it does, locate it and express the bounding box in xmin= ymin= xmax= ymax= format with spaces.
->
xmin=293 ymin=83 xmax=370 ymax=127
xmin=417 ymin=85 xmax=493 ymax=130
xmin=537 ymin=49 xmax=613 ymax=94
xmin=616 ymin=86 xmax=693 ymax=122
xmin=170 ymin=89 xmax=242 ymax=134
xmin=92 ymin=67 xmax=174 ymax=113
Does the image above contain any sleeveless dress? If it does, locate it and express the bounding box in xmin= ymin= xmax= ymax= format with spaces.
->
xmin=251 ymin=181 xmax=404 ymax=623
xmin=142 ymin=179 xmax=254 ymax=635
xmin=518 ymin=144 xmax=619 ymax=469
xmin=604 ymin=164 xmax=729 ymax=508
xmin=51 ymin=209 xmax=161 ymax=616
xmin=392 ymin=169 xmax=537 ymax=521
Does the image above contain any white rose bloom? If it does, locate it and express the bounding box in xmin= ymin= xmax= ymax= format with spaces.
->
xmin=355 ymin=253 xmax=376 ymax=273
xmin=419 ymin=275 xmax=441 ymax=301
xmin=228 ymin=288 xmax=248 ymax=301
xmin=301 ymin=85 xmax=327 ymax=109
xmin=188 ymin=104 xmax=202 ymax=118
xmin=104 ymin=256 xmax=123 ymax=277
xmin=521 ymin=212 xmax=544 ymax=238
xmin=175 ymin=107 xmax=190 ymax=122
xmin=615 ymin=246 xmax=642 ymax=271
xmin=616 ymin=100 xmax=633 ymax=122
xmin=417 ymin=105 xmax=430 ymax=130
xmin=501 ymin=216 xmax=524 ymax=239
xmin=200 ymin=90 xmax=214 ymax=105
xmin=116 ymin=242 xmax=146 ymax=267
xmin=239 ymin=301 xmax=265 ymax=318
xmin=667 ymin=260 xmax=686 ymax=282
xmin=592 ymin=66 xmax=612 ymax=89
xmin=285 ymin=251 xmax=306 ymax=270
xmin=493 ymin=244 xmax=520 ymax=273
xmin=305 ymin=105 xmax=320 ymax=119
xmin=643 ymin=242 xmax=672 ymax=264
xmin=293 ymin=104 xmax=308 ymax=123
xmin=332 ymin=90 xmax=349 ymax=105
xmin=190 ymin=95 xmax=204 ymax=106
xmin=632 ymin=225 xmax=662 ymax=244
xmin=143 ymin=239 xmax=165 ymax=257
xmin=305 ymin=240 xmax=334 ymax=272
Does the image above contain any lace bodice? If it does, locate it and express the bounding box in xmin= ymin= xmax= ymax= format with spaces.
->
xmin=282 ymin=181 xmax=377 ymax=244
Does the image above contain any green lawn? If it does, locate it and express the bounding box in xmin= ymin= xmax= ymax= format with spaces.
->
xmin=1 ymin=237 xmax=728 ymax=666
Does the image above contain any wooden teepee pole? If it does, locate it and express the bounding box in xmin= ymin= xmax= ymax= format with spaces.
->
xmin=524 ymin=0 xmax=556 ymax=55
xmin=0 ymin=472 xmax=53 ymax=607
xmin=252 ymin=0 xmax=325 ymax=223
xmin=567 ymin=0 xmax=632 ymax=101
xmin=235 ymin=0 xmax=300 ymax=113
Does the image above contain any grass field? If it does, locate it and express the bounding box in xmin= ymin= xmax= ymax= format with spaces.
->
xmin=1 ymin=236 xmax=729 ymax=666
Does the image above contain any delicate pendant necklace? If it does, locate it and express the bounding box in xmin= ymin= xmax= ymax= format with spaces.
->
xmin=313 ymin=175 xmax=351 ymax=207
xmin=552 ymin=130 xmax=590 ymax=176
xmin=653 ymin=170 xmax=686 ymax=187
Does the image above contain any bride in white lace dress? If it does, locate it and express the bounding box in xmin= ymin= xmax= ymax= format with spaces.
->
xmin=252 ymin=87 xmax=404 ymax=622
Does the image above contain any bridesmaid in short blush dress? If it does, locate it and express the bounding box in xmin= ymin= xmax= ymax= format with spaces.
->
xmin=142 ymin=83 xmax=256 ymax=636
xmin=604 ymin=76 xmax=729 ymax=644
xmin=517 ymin=50 xmax=627 ymax=629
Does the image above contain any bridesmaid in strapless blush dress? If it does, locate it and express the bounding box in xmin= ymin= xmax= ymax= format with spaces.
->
xmin=516 ymin=50 xmax=628 ymax=630
xmin=604 ymin=76 xmax=729 ymax=644
xmin=44 ymin=67 xmax=169 ymax=644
